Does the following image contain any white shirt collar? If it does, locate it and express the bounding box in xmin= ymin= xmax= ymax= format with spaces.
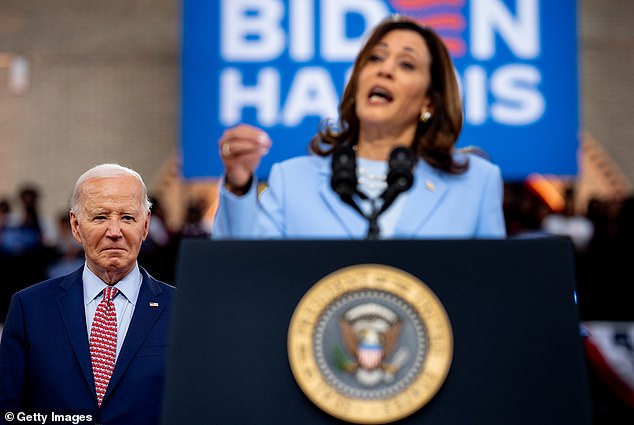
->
xmin=83 ymin=262 xmax=143 ymax=306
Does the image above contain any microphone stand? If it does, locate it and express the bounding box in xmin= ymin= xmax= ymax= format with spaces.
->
xmin=364 ymin=197 xmax=382 ymax=240
xmin=331 ymin=146 xmax=415 ymax=240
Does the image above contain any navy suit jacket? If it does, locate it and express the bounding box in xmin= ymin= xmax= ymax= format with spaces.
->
xmin=0 ymin=266 xmax=175 ymax=425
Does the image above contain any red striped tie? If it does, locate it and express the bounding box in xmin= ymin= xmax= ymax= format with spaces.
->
xmin=89 ymin=286 xmax=119 ymax=407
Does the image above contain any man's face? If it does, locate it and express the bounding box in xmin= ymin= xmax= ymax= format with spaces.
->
xmin=70 ymin=175 xmax=149 ymax=284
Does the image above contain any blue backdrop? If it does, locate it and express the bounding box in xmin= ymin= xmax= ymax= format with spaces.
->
xmin=181 ymin=0 xmax=579 ymax=181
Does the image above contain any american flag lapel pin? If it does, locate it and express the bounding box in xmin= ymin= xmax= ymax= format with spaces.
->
xmin=149 ymin=302 xmax=159 ymax=307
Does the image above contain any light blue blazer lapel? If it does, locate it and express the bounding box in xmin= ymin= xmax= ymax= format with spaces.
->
xmin=394 ymin=161 xmax=447 ymax=236
xmin=317 ymin=157 xmax=366 ymax=237
xmin=105 ymin=270 xmax=165 ymax=399
xmin=56 ymin=267 xmax=96 ymax=398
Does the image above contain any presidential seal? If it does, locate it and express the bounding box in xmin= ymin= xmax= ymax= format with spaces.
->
xmin=287 ymin=264 xmax=453 ymax=424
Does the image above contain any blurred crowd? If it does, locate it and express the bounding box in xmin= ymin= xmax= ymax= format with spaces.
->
xmin=504 ymin=181 xmax=634 ymax=321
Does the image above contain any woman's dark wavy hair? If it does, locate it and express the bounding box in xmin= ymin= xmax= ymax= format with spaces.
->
xmin=310 ymin=14 xmax=468 ymax=174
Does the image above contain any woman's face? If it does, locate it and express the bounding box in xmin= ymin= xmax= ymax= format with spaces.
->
xmin=355 ymin=29 xmax=432 ymax=134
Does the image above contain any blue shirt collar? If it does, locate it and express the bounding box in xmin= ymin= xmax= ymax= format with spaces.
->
xmin=83 ymin=262 xmax=143 ymax=306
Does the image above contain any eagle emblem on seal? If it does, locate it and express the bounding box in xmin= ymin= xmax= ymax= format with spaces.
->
xmin=336 ymin=302 xmax=409 ymax=386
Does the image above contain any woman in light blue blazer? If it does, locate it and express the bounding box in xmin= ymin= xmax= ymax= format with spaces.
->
xmin=213 ymin=15 xmax=506 ymax=240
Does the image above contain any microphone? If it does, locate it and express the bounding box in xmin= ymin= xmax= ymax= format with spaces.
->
xmin=378 ymin=147 xmax=416 ymax=215
xmin=330 ymin=145 xmax=357 ymax=197
xmin=331 ymin=145 xmax=365 ymax=217
xmin=364 ymin=146 xmax=415 ymax=240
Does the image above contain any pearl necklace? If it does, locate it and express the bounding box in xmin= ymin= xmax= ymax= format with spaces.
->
xmin=357 ymin=166 xmax=387 ymax=192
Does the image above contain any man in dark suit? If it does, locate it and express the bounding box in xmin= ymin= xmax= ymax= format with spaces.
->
xmin=0 ymin=163 xmax=175 ymax=425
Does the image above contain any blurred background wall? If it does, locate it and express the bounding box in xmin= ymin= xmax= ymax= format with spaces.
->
xmin=582 ymin=1 xmax=634 ymax=181
xmin=0 ymin=0 xmax=182 ymax=228
xmin=580 ymin=1 xmax=634 ymax=205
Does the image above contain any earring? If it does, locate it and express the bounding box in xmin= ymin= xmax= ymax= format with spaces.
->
xmin=420 ymin=111 xmax=432 ymax=122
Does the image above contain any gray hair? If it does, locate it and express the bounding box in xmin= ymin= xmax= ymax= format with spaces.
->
xmin=69 ymin=163 xmax=152 ymax=215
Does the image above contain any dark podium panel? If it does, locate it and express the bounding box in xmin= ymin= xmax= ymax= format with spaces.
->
xmin=161 ymin=238 xmax=592 ymax=425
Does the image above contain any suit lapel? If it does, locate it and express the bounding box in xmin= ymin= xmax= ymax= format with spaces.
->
xmin=56 ymin=267 xmax=96 ymax=399
xmin=318 ymin=158 xmax=366 ymax=237
xmin=393 ymin=161 xmax=447 ymax=236
xmin=104 ymin=270 xmax=165 ymax=399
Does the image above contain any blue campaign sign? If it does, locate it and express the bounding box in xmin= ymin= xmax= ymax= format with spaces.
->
xmin=181 ymin=0 xmax=579 ymax=181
